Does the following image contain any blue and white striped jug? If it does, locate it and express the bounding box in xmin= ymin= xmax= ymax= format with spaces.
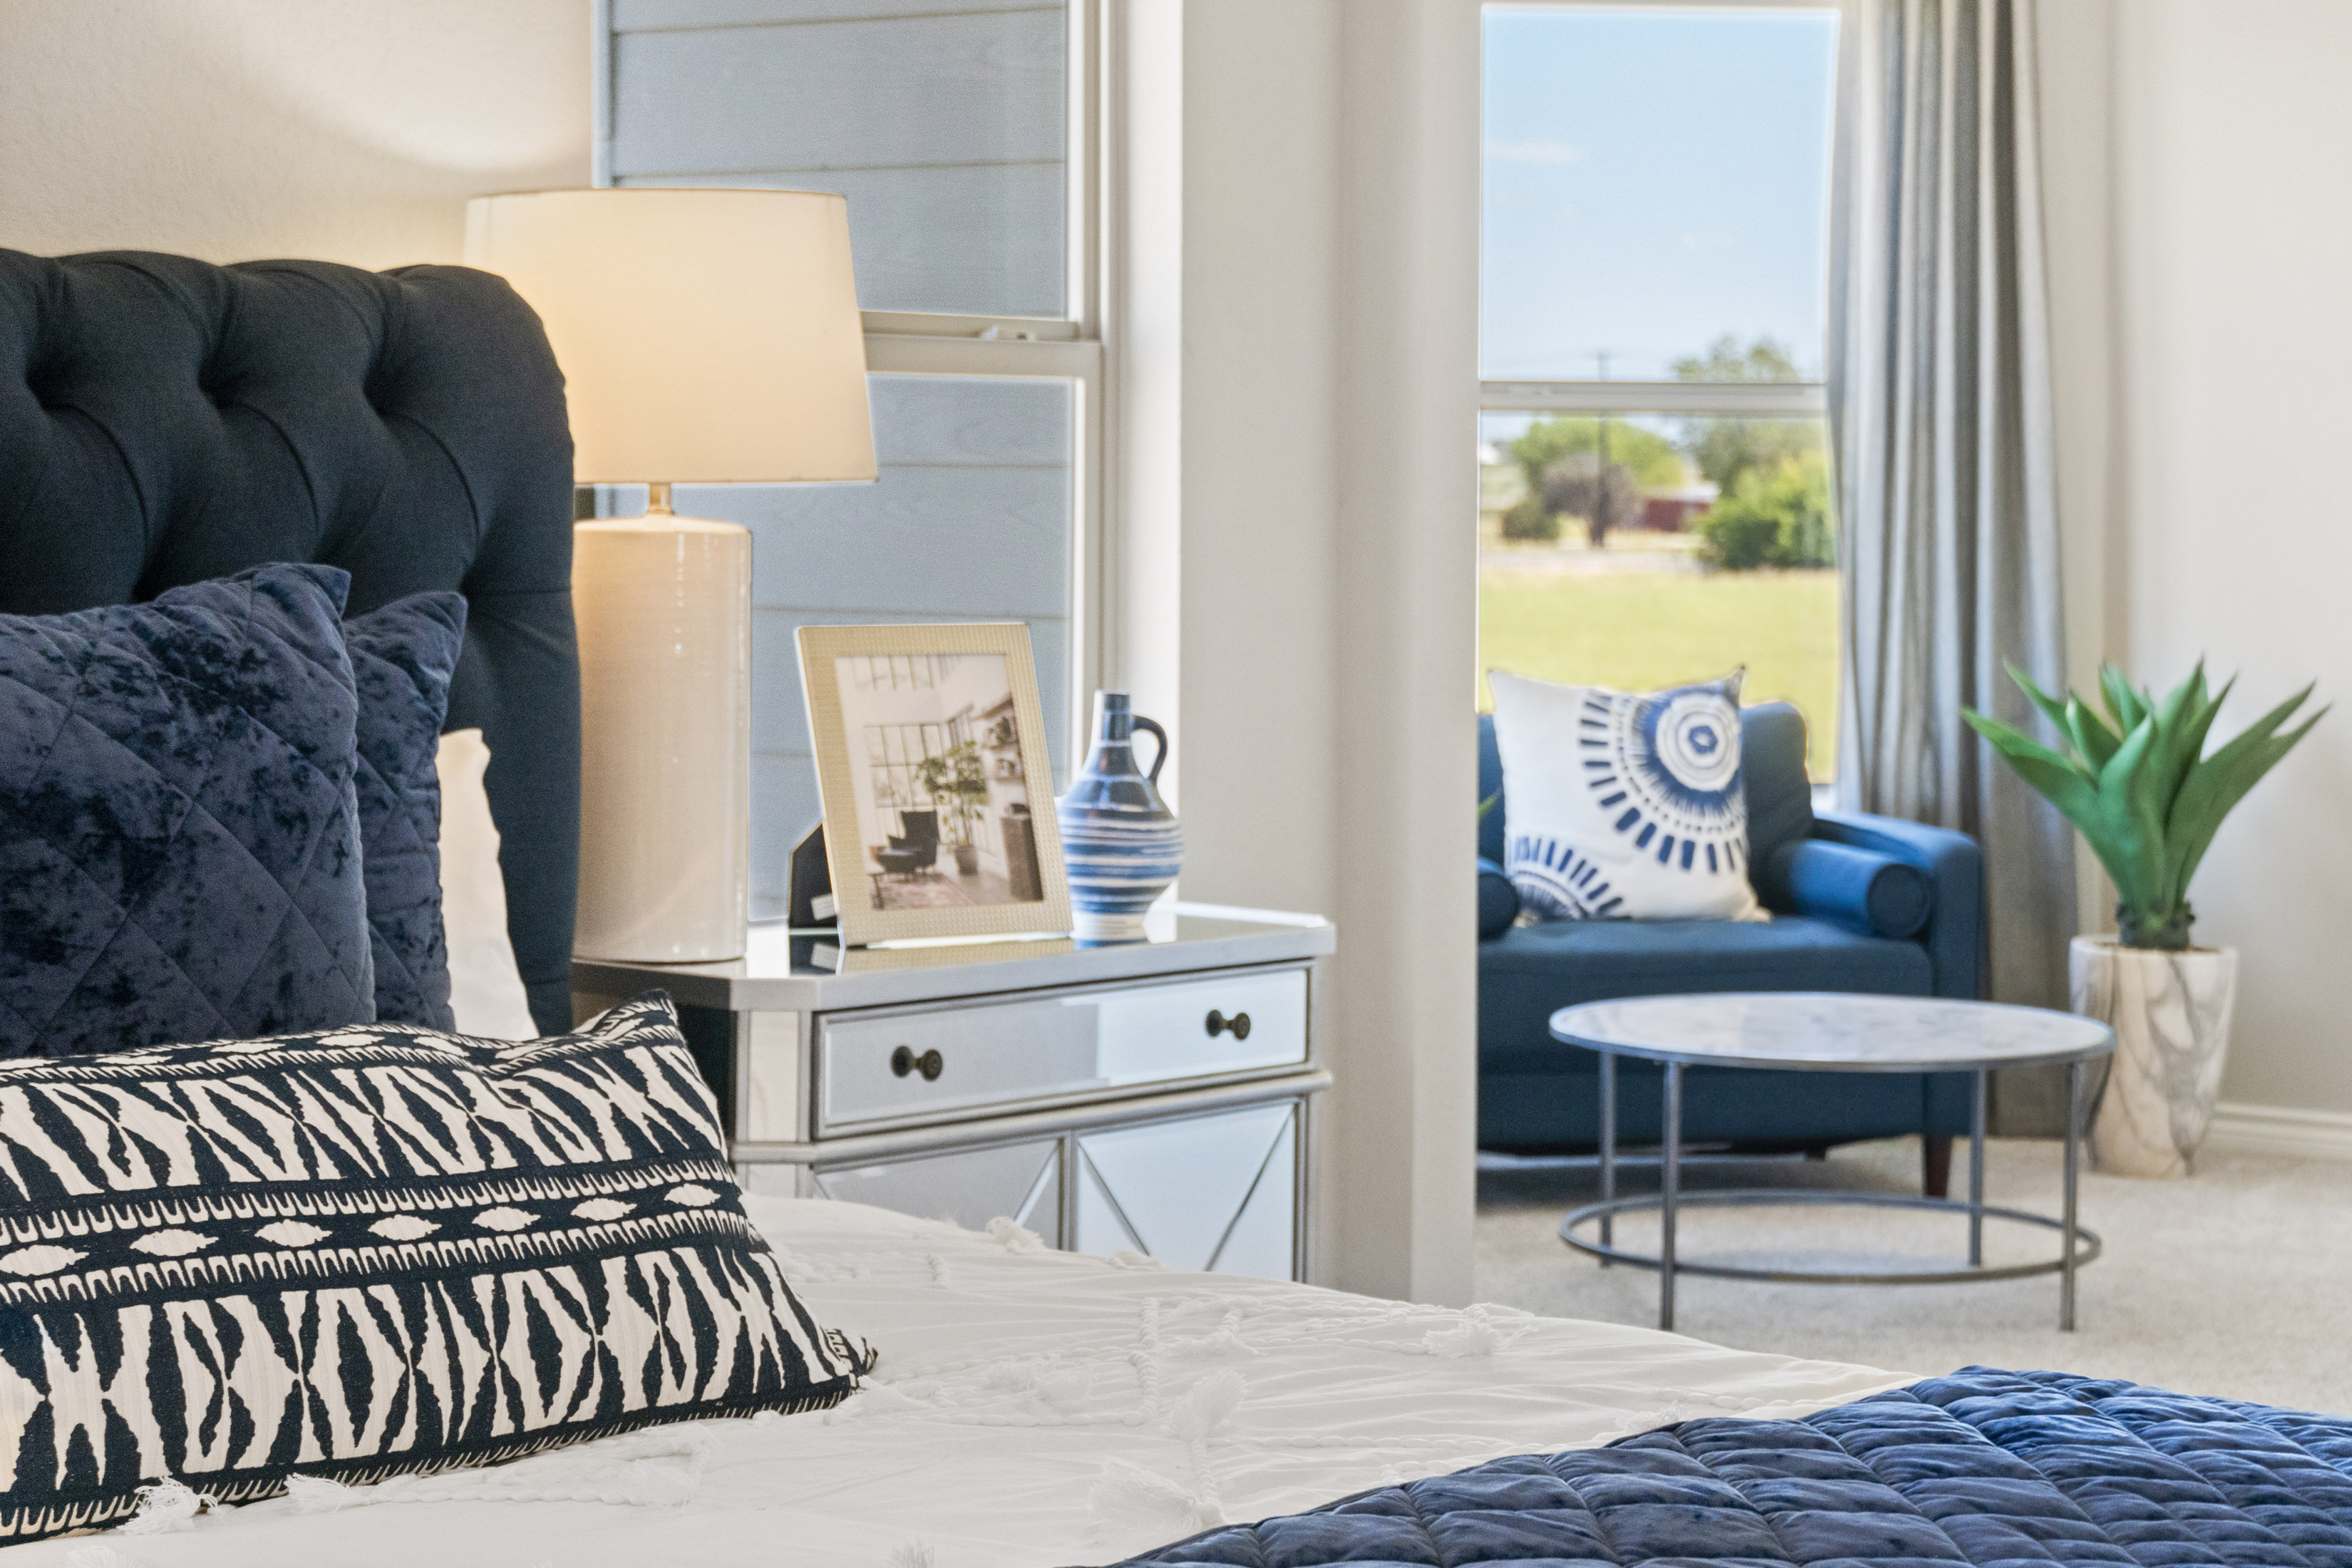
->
xmin=1056 ymin=692 xmax=1183 ymax=942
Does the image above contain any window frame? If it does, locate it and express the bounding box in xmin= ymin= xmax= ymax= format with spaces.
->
xmin=588 ymin=0 xmax=1110 ymax=770
xmin=1477 ymin=0 xmax=1837 ymax=425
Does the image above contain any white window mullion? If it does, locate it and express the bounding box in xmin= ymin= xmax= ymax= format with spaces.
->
xmin=1479 ymin=381 xmax=1827 ymax=418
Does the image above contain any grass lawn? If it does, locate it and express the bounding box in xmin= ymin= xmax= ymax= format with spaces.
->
xmin=1479 ymin=567 xmax=1840 ymax=777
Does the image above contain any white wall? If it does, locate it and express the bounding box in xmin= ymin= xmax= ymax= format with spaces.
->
xmin=0 ymin=0 xmax=589 ymax=267
xmin=2041 ymin=0 xmax=2352 ymax=1116
xmin=1114 ymin=0 xmax=1479 ymax=1303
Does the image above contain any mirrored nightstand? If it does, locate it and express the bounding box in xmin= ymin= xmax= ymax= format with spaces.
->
xmin=573 ymin=904 xmax=1334 ymax=1281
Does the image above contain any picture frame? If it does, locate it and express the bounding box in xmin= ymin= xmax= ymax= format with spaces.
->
xmin=796 ymin=622 xmax=1073 ymax=947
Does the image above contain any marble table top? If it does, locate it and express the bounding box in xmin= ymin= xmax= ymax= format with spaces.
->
xmin=1548 ymin=992 xmax=2116 ymax=1072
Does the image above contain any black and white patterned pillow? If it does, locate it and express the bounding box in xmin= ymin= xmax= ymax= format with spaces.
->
xmin=0 ymin=992 xmax=862 ymax=1542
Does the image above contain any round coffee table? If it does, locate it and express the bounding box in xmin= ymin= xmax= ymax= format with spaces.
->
xmin=1547 ymin=992 xmax=2116 ymax=1333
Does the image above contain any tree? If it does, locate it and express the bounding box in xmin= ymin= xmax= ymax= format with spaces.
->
xmin=1500 ymin=496 xmax=1559 ymax=543
xmin=1669 ymin=334 xmax=1806 ymax=383
xmin=1696 ymin=451 xmax=1835 ymax=571
xmin=1541 ymin=453 xmax=1644 ymax=550
xmin=1509 ymin=416 xmax=1685 ymax=495
xmin=1670 ymin=336 xmax=1825 ymax=500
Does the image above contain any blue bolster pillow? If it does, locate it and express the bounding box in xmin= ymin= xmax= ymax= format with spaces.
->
xmin=1763 ymin=839 xmax=1931 ymax=939
xmin=1477 ymin=856 xmax=1520 ymax=938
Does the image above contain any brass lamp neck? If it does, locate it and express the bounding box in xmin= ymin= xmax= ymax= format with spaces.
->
xmin=646 ymin=482 xmax=674 ymax=516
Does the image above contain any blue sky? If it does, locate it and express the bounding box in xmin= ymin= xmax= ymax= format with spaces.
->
xmin=1482 ymin=5 xmax=1839 ymax=382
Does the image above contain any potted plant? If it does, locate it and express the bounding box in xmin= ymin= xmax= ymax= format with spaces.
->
xmin=1964 ymin=664 xmax=2323 ymax=1177
xmin=916 ymin=743 xmax=993 ymax=876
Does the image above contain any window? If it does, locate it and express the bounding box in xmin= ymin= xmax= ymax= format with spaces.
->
xmin=597 ymin=1 xmax=1102 ymax=917
xmin=1480 ymin=3 xmax=1839 ymax=775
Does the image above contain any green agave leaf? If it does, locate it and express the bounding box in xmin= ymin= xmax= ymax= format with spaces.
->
xmin=2003 ymin=661 xmax=2120 ymax=772
xmin=1985 ymin=660 xmax=2326 ymax=937
xmin=2165 ymin=687 xmax=2324 ymax=895
xmin=1964 ymin=711 xmax=2151 ymax=898
xmin=2064 ymin=696 xmax=2121 ymax=773
xmin=2100 ymin=664 xmax=2149 ymax=734
xmin=2094 ymin=714 xmax=2172 ymax=917
xmin=1963 ymin=711 xmax=2096 ymax=796
xmin=2008 ymin=662 xmax=2075 ymax=739
xmin=2142 ymin=663 xmax=2212 ymax=826
xmin=2174 ymin=670 xmax=2231 ymax=792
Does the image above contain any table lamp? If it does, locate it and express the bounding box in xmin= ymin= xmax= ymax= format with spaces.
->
xmin=465 ymin=188 xmax=875 ymax=964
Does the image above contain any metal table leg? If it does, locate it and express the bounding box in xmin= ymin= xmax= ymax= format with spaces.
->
xmin=1969 ymin=1069 xmax=1987 ymax=1267
xmin=2062 ymin=1059 xmax=2083 ymax=1331
xmin=1659 ymin=1061 xmax=1682 ymax=1331
xmin=1599 ymin=1053 xmax=1616 ymax=1266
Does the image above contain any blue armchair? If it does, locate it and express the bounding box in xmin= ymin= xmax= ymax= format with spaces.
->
xmin=1477 ymin=704 xmax=1981 ymax=1193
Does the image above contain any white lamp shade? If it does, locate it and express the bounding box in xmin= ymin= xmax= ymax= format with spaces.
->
xmin=463 ymin=187 xmax=876 ymax=485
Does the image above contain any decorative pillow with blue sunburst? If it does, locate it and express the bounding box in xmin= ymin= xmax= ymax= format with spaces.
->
xmin=1489 ymin=668 xmax=1765 ymax=923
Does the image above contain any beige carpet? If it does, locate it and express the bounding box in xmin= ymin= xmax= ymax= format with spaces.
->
xmin=1476 ymin=1136 xmax=2352 ymax=1413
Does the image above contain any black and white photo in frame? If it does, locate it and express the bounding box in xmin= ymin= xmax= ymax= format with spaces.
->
xmin=796 ymin=621 xmax=1073 ymax=947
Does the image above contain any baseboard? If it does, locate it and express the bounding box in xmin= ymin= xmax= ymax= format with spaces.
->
xmin=2202 ymin=1101 xmax=2352 ymax=1163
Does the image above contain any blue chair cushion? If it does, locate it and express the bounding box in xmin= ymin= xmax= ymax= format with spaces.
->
xmin=1475 ymin=914 xmax=1943 ymax=1150
xmin=1478 ymin=915 xmax=1934 ymax=1079
xmin=1476 ymin=855 xmax=1520 ymax=938
xmin=1737 ymin=702 xmax=1816 ymax=873
xmin=346 ymin=592 xmax=468 ymax=1030
xmin=0 ymin=564 xmax=373 ymax=1056
xmin=1760 ymin=837 xmax=1932 ymax=938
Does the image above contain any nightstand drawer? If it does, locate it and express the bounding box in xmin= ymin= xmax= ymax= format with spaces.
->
xmin=815 ymin=966 xmax=1308 ymax=1134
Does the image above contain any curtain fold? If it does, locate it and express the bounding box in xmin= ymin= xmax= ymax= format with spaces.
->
xmin=1830 ymin=0 xmax=2077 ymax=1027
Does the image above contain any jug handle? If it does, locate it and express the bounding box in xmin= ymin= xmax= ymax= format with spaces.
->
xmin=1131 ymin=716 xmax=1170 ymax=785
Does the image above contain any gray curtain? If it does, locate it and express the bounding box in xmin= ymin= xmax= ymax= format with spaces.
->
xmin=1829 ymin=0 xmax=2077 ymax=1083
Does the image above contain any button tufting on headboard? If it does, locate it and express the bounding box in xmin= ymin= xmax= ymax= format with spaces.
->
xmin=0 ymin=249 xmax=581 ymax=1036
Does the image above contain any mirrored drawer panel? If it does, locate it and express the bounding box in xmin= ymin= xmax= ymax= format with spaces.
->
xmin=816 ymin=966 xmax=1307 ymax=1133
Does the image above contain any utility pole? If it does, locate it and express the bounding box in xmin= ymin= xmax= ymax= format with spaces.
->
xmin=1597 ymin=350 xmax=1612 ymax=547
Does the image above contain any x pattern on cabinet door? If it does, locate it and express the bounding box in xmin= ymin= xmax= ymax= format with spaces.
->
xmin=1073 ymin=1103 xmax=1299 ymax=1277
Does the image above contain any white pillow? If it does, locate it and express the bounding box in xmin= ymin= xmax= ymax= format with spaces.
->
xmin=1490 ymin=668 xmax=1764 ymax=923
xmin=435 ymin=729 xmax=540 ymax=1038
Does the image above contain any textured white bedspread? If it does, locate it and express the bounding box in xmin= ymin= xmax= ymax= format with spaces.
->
xmin=19 ymin=1197 xmax=1912 ymax=1568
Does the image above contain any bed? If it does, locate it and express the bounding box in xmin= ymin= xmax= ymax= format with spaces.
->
xmin=4 ymin=248 xmax=2345 ymax=1568
xmin=0 ymin=248 xmax=580 ymax=1036
xmin=0 ymin=1194 xmax=1911 ymax=1566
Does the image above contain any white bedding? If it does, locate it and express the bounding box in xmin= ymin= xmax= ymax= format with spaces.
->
xmin=22 ymin=1197 xmax=1914 ymax=1568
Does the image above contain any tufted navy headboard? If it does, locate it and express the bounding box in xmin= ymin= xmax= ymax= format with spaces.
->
xmin=0 ymin=249 xmax=579 ymax=1034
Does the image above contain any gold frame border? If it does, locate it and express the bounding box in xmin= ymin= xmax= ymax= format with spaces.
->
xmin=796 ymin=622 xmax=1073 ymax=947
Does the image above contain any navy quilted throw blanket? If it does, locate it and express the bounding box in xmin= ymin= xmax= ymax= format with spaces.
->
xmin=1106 ymin=1368 xmax=2352 ymax=1567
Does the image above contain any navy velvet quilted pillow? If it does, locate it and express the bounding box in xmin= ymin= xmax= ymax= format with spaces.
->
xmin=0 ymin=563 xmax=373 ymax=1056
xmin=0 ymin=991 xmax=863 ymax=1542
xmin=346 ymin=592 xmax=467 ymax=1030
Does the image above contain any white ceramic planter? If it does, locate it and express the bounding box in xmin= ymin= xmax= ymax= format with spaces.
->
xmin=2068 ymin=937 xmax=2239 ymax=1178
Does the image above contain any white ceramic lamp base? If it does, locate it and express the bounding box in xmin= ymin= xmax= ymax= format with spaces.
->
xmin=572 ymin=507 xmax=751 ymax=964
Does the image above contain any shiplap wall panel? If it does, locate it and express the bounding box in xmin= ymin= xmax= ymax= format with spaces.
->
xmin=868 ymin=373 xmax=1071 ymax=467
xmin=620 ymin=165 xmax=1062 ymax=316
xmin=611 ymin=11 xmax=1063 ymax=175
xmin=726 ymin=467 xmax=1069 ymax=613
xmin=605 ymin=8 xmax=1075 ymax=914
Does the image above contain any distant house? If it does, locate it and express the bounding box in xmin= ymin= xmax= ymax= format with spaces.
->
xmin=1639 ymin=483 xmax=1719 ymax=533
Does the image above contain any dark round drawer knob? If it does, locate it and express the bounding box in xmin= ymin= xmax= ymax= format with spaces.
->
xmin=890 ymin=1046 xmax=947 ymax=1081
xmin=1205 ymin=1009 xmax=1252 ymax=1041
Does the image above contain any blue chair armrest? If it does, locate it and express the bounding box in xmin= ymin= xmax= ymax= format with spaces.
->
xmin=1476 ymin=856 xmax=1520 ymax=939
xmin=1810 ymin=810 xmax=1983 ymax=999
xmin=1760 ymin=838 xmax=1931 ymax=939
